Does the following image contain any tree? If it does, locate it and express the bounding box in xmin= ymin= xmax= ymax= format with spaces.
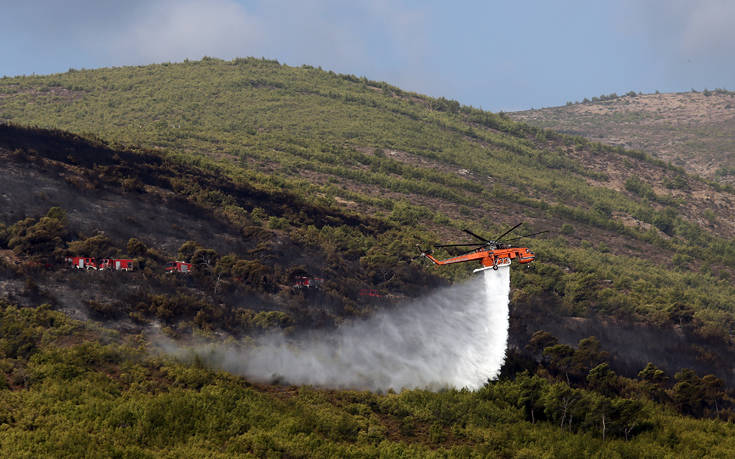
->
xmin=671 ymin=369 xmax=705 ymax=416
xmin=638 ymin=362 xmax=668 ymax=403
xmin=127 ymin=238 xmax=148 ymax=257
xmin=702 ymin=374 xmax=724 ymax=417
xmin=587 ymin=363 xmax=619 ymax=397
xmin=652 ymin=208 xmax=678 ymax=235
xmin=232 ymin=259 xmax=274 ymax=292
xmin=666 ymin=302 xmax=694 ymax=326
xmin=177 ymin=240 xmax=202 ymax=262
xmin=543 ymin=344 xmax=575 ymax=383
xmin=215 ymin=254 xmax=238 ymax=277
xmin=563 ymin=273 xmax=599 ymax=309
xmin=192 ymin=248 xmax=218 ymax=272
xmin=572 ymin=337 xmax=609 ymax=377
xmin=67 ymin=233 xmax=115 ymax=259
xmin=212 ymin=254 xmax=238 ymax=295
xmin=638 ymin=362 xmax=667 ymax=385
xmin=7 ymin=208 xmax=67 ymax=258
xmin=609 ymin=399 xmax=649 ymax=441
xmin=582 ymin=394 xmax=611 ymax=441
xmin=542 ymin=383 xmax=580 ymax=430
xmin=526 ymin=330 xmax=558 ymax=358
xmin=515 ymin=373 xmax=546 ymax=424
xmin=592 ymin=201 xmax=612 ymax=219
xmin=624 ymin=176 xmax=654 ymax=199
xmin=45 ymin=206 xmax=67 ymax=222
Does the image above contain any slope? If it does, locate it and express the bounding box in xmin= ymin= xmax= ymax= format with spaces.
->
xmin=1 ymin=59 xmax=735 ymax=383
xmin=0 ymin=123 xmax=435 ymax=332
xmin=510 ymin=90 xmax=735 ymax=184
xmin=3 ymin=299 xmax=735 ymax=457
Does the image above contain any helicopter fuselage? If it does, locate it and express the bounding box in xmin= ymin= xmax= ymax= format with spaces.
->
xmin=423 ymin=246 xmax=535 ymax=272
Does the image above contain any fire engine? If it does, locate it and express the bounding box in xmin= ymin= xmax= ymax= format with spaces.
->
xmin=292 ymin=276 xmax=323 ymax=289
xmin=165 ymin=261 xmax=192 ymax=273
xmin=67 ymin=256 xmax=98 ymax=270
xmin=99 ymin=258 xmax=135 ymax=271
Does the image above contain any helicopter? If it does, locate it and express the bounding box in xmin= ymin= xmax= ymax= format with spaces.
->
xmin=414 ymin=223 xmax=547 ymax=273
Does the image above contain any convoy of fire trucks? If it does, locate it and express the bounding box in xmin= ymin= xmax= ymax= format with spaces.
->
xmin=65 ymin=256 xmax=192 ymax=273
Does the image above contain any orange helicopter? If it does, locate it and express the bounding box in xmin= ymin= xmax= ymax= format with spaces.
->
xmin=414 ymin=223 xmax=546 ymax=273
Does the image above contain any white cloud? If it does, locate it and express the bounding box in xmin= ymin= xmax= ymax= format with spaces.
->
xmin=2 ymin=1 xmax=436 ymax=94
xmin=248 ymin=1 xmax=429 ymax=71
xmin=108 ymin=0 xmax=263 ymax=63
xmin=84 ymin=0 xmax=433 ymax=92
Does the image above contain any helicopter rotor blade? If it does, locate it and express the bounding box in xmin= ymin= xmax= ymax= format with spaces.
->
xmin=494 ymin=222 xmax=523 ymax=242
xmin=462 ymin=229 xmax=492 ymax=243
xmin=434 ymin=243 xmax=487 ymax=248
xmin=504 ymin=230 xmax=549 ymax=243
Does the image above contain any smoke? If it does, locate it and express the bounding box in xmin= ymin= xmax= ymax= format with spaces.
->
xmin=160 ymin=267 xmax=510 ymax=392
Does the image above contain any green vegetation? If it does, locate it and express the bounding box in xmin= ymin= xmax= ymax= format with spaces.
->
xmin=0 ymin=59 xmax=697 ymax=224
xmin=6 ymin=207 xmax=67 ymax=259
xmin=2 ymin=300 xmax=735 ymax=457
xmin=0 ymin=202 xmax=409 ymax=333
xmin=3 ymin=61 xmax=735 ymax=454
xmin=2 ymin=60 xmax=735 ymax=349
xmin=512 ymin=89 xmax=735 ymax=190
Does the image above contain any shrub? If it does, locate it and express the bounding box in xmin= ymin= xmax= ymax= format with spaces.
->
xmin=127 ymin=237 xmax=148 ymax=257
xmin=624 ymin=176 xmax=654 ymax=199
xmin=67 ymin=233 xmax=117 ymax=258
xmin=177 ymin=241 xmax=202 ymax=262
xmin=7 ymin=208 xmax=67 ymax=257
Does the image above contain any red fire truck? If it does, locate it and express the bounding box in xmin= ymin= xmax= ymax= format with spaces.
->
xmin=165 ymin=261 xmax=192 ymax=273
xmin=292 ymin=276 xmax=324 ymax=289
xmin=67 ymin=256 xmax=98 ymax=270
xmin=98 ymin=259 xmax=135 ymax=271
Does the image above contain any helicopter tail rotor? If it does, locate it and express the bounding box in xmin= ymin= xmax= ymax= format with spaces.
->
xmin=411 ymin=244 xmax=433 ymax=261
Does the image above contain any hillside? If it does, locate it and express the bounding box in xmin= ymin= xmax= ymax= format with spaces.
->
xmin=0 ymin=123 xmax=437 ymax=331
xmin=2 ymin=302 xmax=734 ymax=457
xmin=0 ymin=121 xmax=731 ymax=383
xmin=510 ymin=90 xmax=735 ymax=184
xmin=2 ymin=59 xmax=735 ymax=380
xmin=2 ymin=60 xmax=734 ymax=239
xmin=3 ymin=59 xmax=735 ymax=455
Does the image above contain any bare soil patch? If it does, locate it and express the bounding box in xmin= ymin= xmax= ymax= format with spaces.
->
xmin=511 ymin=92 xmax=735 ymax=183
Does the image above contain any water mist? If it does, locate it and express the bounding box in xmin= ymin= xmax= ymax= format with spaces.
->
xmin=164 ymin=267 xmax=511 ymax=392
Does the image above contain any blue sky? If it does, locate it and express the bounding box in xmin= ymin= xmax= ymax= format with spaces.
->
xmin=1 ymin=0 xmax=734 ymax=111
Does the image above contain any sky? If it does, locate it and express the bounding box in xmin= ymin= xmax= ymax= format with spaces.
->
xmin=1 ymin=0 xmax=734 ymax=111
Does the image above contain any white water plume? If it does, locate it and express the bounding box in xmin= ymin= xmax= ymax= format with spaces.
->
xmin=170 ymin=267 xmax=511 ymax=392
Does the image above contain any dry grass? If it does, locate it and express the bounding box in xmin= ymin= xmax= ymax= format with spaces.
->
xmin=511 ymin=91 xmax=735 ymax=183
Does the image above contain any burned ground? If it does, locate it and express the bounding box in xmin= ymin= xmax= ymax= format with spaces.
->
xmin=0 ymin=124 xmax=434 ymax=334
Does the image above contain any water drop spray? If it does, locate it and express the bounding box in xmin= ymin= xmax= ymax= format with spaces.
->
xmin=174 ymin=267 xmax=511 ymax=391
